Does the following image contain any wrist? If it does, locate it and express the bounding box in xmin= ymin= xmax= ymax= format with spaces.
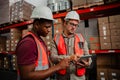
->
xmin=55 ymin=64 xmax=61 ymax=71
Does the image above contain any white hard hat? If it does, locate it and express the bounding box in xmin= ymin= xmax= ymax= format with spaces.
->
xmin=31 ymin=6 xmax=54 ymax=21
xmin=65 ymin=11 xmax=80 ymax=22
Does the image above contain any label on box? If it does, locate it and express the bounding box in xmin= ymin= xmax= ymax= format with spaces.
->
xmin=101 ymin=77 xmax=105 ymax=80
xmin=111 ymin=73 xmax=117 ymax=76
xmin=100 ymin=72 xmax=105 ymax=75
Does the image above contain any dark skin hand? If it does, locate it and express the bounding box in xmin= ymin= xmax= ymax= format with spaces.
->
xmin=19 ymin=58 xmax=70 ymax=80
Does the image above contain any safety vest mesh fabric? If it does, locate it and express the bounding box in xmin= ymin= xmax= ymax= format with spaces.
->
xmin=26 ymin=32 xmax=49 ymax=70
xmin=54 ymin=33 xmax=86 ymax=76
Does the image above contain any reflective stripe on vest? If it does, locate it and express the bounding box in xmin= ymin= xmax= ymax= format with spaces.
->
xmin=54 ymin=33 xmax=86 ymax=76
xmin=27 ymin=32 xmax=49 ymax=70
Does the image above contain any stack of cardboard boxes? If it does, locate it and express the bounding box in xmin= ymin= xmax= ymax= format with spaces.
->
xmin=0 ymin=53 xmax=18 ymax=71
xmin=6 ymin=28 xmax=21 ymax=52
xmin=11 ymin=54 xmax=17 ymax=71
xmin=98 ymin=14 xmax=120 ymax=50
xmin=97 ymin=54 xmax=120 ymax=80
xmin=0 ymin=0 xmax=34 ymax=25
xmin=72 ymin=0 xmax=104 ymax=9
xmin=47 ymin=0 xmax=70 ymax=12
xmin=0 ymin=0 xmax=11 ymax=24
xmin=98 ymin=17 xmax=111 ymax=49
xmin=71 ymin=0 xmax=86 ymax=9
xmin=10 ymin=1 xmax=34 ymax=22
xmin=109 ymin=15 xmax=120 ymax=49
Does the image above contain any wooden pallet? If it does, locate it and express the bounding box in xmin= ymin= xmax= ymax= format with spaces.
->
xmin=53 ymin=8 xmax=71 ymax=14
xmin=72 ymin=4 xmax=88 ymax=10
xmin=87 ymin=1 xmax=104 ymax=7
xmin=72 ymin=1 xmax=104 ymax=10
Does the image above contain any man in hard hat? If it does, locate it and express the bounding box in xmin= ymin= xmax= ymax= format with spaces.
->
xmin=50 ymin=11 xmax=92 ymax=80
xmin=16 ymin=6 xmax=72 ymax=80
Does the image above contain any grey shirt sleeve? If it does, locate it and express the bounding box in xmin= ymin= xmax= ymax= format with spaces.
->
xmin=50 ymin=40 xmax=70 ymax=64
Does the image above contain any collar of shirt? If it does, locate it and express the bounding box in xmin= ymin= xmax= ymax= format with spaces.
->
xmin=62 ymin=33 xmax=75 ymax=38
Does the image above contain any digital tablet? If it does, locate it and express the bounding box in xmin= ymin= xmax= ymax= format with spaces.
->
xmin=78 ymin=55 xmax=92 ymax=62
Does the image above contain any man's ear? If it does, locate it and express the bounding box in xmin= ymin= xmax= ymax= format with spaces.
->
xmin=64 ymin=21 xmax=67 ymax=26
xmin=34 ymin=21 xmax=40 ymax=29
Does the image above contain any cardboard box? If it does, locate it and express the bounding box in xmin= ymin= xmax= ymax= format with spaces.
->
xmin=108 ymin=69 xmax=120 ymax=80
xmin=100 ymin=42 xmax=111 ymax=49
xmin=11 ymin=54 xmax=17 ymax=70
xmin=10 ymin=28 xmax=21 ymax=33
xmin=117 ymin=55 xmax=120 ymax=68
xmin=10 ymin=1 xmax=34 ymax=22
xmin=109 ymin=22 xmax=120 ymax=29
xmin=110 ymin=29 xmax=120 ymax=36
xmin=109 ymin=15 xmax=120 ymax=23
xmin=72 ymin=0 xmax=86 ymax=7
xmin=0 ymin=36 xmax=6 ymax=44
xmin=99 ymin=23 xmax=110 ymax=31
xmin=10 ymin=28 xmax=22 ymax=40
xmin=97 ymin=68 xmax=108 ymax=80
xmin=111 ymin=36 xmax=120 ymax=42
xmin=98 ymin=17 xmax=109 ymax=24
xmin=89 ymin=37 xmax=99 ymax=43
xmin=111 ymin=55 xmax=117 ymax=67
xmin=0 ymin=0 xmax=11 ymax=24
xmin=0 ymin=36 xmax=7 ymax=51
xmin=6 ymin=40 xmax=11 ymax=51
xmin=0 ymin=45 xmax=6 ymax=52
xmin=97 ymin=55 xmax=111 ymax=66
xmin=99 ymin=30 xmax=111 ymax=36
xmin=89 ymin=43 xmax=100 ymax=50
xmin=100 ymin=36 xmax=111 ymax=43
xmin=111 ymin=42 xmax=120 ymax=49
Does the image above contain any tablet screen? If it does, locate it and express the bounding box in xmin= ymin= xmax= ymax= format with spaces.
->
xmin=78 ymin=55 xmax=92 ymax=62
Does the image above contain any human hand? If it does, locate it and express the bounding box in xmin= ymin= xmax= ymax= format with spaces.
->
xmin=69 ymin=54 xmax=81 ymax=62
xmin=57 ymin=58 xmax=70 ymax=70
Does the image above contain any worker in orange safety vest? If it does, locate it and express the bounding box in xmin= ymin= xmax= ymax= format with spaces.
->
xmin=16 ymin=6 xmax=71 ymax=80
xmin=50 ymin=11 xmax=92 ymax=80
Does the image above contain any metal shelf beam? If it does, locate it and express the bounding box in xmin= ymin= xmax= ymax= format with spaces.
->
xmin=89 ymin=50 xmax=120 ymax=54
xmin=53 ymin=2 xmax=120 ymax=19
xmin=0 ymin=20 xmax=33 ymax=31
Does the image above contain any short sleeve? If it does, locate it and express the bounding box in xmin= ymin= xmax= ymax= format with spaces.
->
xmin=16 ymin=36 xmax=37 ymax=65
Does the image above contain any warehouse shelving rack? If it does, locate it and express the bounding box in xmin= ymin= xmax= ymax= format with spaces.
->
xmin=0 ymin=2 xmax=120 ymax=80
xmin=0 ymin=2 xmax=120 ymax=54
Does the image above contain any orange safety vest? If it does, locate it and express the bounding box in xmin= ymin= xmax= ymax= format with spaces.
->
xmin=26 ymin=32 xmax=49 ymax=70
xmin=54 ymin=33 xmax=86 ymax=76
xmin=17 ymin=32 xmax=49 ymax=80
